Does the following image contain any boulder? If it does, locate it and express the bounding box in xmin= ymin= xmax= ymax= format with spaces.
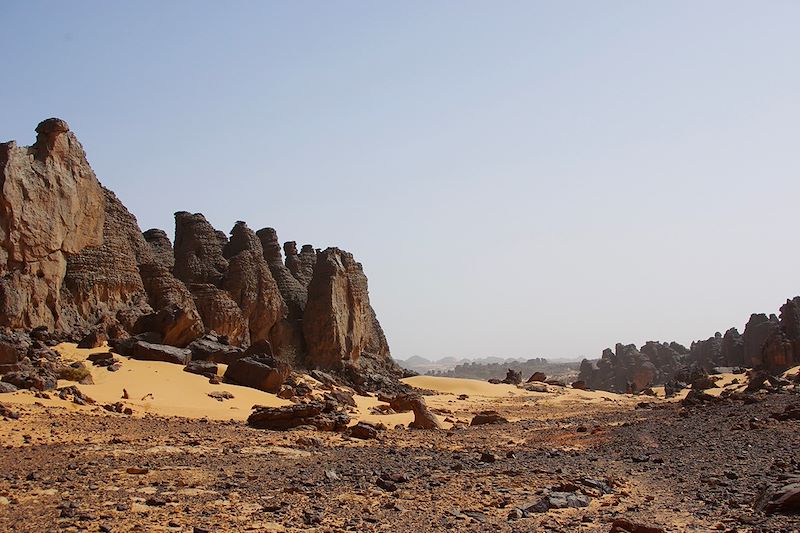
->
xmin=386 ymin=393 xmax=442 ymax=429
xmin=186 ymin=334 xmax=243 ymax=364
xmin=247 ymin=401 xmax=350 ymax=431
xmin=470 ymin=410 xmax=509 ymax=426
xmin=349 ymin=421 xmax=382 ymax=440
xmin=501 ymin=369 xmax=522 ymax=385
xmin=0 ymin=334 xmax=29 ymax=374
xmin=129 ymin=341 xmax=191 ymax=365
xmin=0 ymin=382 xmax=18 ymax=393
xmin=223 ymin=356 xmax=289 ymax=393
xmin=184 ymin=360 xmax=218 ymax=377
xmin=527 ymin=372 xmax=546 ymax=383
xmin=77 ymin=329 xmax=107 ymax=349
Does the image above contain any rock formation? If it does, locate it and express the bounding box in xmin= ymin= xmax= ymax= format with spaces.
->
xmin=578 ymin=343 xmax=658 ymax=393
xmin=284 ymin=242 xmax=316 ymax=287
xmin=303 ymin=248 xmax=390 ymax=371
xmin=0 ymin=118 xmax=104 ymax=331
xmin=742 ymin=314 xmax=780 ymax=367
xmin=0 ymin=119 xmax=400 ymax=392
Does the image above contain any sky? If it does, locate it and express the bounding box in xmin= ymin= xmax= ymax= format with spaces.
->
xmin=2 ymin=2 xmax=800 ymax=361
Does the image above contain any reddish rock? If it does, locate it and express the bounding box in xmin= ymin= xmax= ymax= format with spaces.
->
xmin=189 ymin=284 xmax=250 ymax=346
xmin=0 ymin=119 xmax=104 ymax=331
xmin=303 ymin=248 xmax=389 ymax=371
xmin=527 ymin=372 xmax=546 ymax=383
xmin=387 ymin=393 xmax=442 ymax=429
xmin=142 ymin=228 xmax=175 ymax=271
xmin=222 ymin=222 xmax=285 ymax=345
xmin=284 ymin=242 xmax=316 ymax=287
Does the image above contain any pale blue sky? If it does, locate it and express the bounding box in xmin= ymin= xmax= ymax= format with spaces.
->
xmin=3 ymin=2 xmax=799 ymax=360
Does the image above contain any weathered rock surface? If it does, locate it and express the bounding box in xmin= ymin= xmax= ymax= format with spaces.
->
xmin=284 ymin=242 xmax=316 ymax=287
xmin=129 ymin=341 xmax=192 ymax=365
xmin=0 ymin=119 xmax=104 ymax=331
xmin=0 ymin=119 xmax=400 ymax=392
xmin=64 ymin=188 xmax=203 ymax=346
xmin=385 ymin=393 xmax=442 ymax=429
xmin=142 ymin=229 xmax=174 ymax=271
xmin=303 ymin=248 xmax=390 ymax=371
xmin=247 ymin=401 xmax=350 ymax=431
xmin=223 ymin=355 xmax=290 ymax=393
xmin=222 ymin=222 xmax=285 ymax=345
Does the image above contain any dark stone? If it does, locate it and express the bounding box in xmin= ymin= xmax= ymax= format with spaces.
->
xmin=129 ymin=341 xmax=191 ymax=365
xmin=223 ymin=356 xmax=289 ymax=393
xmin=470 ymin=410 xmax=508 ymax=426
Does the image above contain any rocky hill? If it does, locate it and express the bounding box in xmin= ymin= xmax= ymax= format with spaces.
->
xmin=0 ymin=119 xmax=400 ymax=388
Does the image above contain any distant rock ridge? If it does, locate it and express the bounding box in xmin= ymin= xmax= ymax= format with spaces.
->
xmin=579 ymin=300 xmax=800 ymax=392
xmin=0 ymin=119 xmax=400 ymax=387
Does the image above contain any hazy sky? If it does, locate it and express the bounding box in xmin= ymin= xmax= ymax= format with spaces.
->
xmin=3 ymin=2 xmax=800 ymax=360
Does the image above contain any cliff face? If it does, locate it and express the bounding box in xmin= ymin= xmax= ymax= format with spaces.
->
xmin=0 ymin=119 xmax=398 ymax=380
xmin=0 ymin=119 xmax=104 ymax=331
xmin=303 ymin=248 xmax=390 ymax=371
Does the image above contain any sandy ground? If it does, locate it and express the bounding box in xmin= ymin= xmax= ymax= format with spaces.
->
xmin=1 ymin=344 xmax=710 ymax=426
xmin=2 ymin=343 xmax=292 ymax=420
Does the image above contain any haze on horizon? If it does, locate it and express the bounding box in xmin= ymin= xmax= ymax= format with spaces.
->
xmin=2 ymin=2 xmax=799 ymax=361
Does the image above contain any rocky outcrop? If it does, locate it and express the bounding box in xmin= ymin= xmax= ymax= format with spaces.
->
xmin=247 ymin=401 xmax=350 ymax=431
xmin=188 ymin=283 xmax=250 ymax=345
xmin=688 ymin=333 xmax=724 ymax=368
xmin=222 ymin=222 xmax=285 ymax=345
xmin=258 ymin=228 xmax=307 ymax=316
xmin=0 ymin=119 xmax=399 ymax=392
xmin=303 ymin=248 xmax=390 ymax=371
xmin=173 ymin=212 xmax=228 ymax=286
xmin=61 ymin=187 xmax=152 ymax=332
xmin=743 ymin=314 xmax=780 ymax=367
xmin=578 ymin=344 xmax=657 ymax=393
xmin=142 ymin=229 xmax=174 ymax=271
xmin=64 ymin=188 xmax=204 ymax=346
xmin=0 ymin=119 xmax=104 ymax=331
xmin=284 ymin=242 xmax=316 ymax=286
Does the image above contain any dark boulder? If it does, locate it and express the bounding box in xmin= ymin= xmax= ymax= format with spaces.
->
xmin=247 ymin=401 xmax=350 ymax=431
xmin=184 ymin=360 xmax=219 ymax=378
xmin=187 ymin=334 xmax=243 ymax=364
xmin=129 ymin=341 xmax=192 ymax=365
xmin=223 ymin=356 xmax=290 ymax=393
xmin=470 ymin=410 xmax=509 ymax=426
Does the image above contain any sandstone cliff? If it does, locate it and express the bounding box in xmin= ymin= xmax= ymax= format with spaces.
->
xmin=0 ymin=119 xmax=399 ymax=386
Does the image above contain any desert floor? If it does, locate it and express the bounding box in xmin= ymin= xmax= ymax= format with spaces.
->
xmin=0 ymin=345 xmax=798 ymax=532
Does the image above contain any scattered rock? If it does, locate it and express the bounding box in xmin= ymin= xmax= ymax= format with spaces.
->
xmin=184 ymin=360 xmax=218 ymax=378
xmin=207 ymin=391 xmax=234 ymax=401
xmin=348 ymin=422 xmax=382 ymax=440
xmin=248 ymin=402 xmax=350 ymax=431
xmin=470 ymin=411 xmax=508 ymax=426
